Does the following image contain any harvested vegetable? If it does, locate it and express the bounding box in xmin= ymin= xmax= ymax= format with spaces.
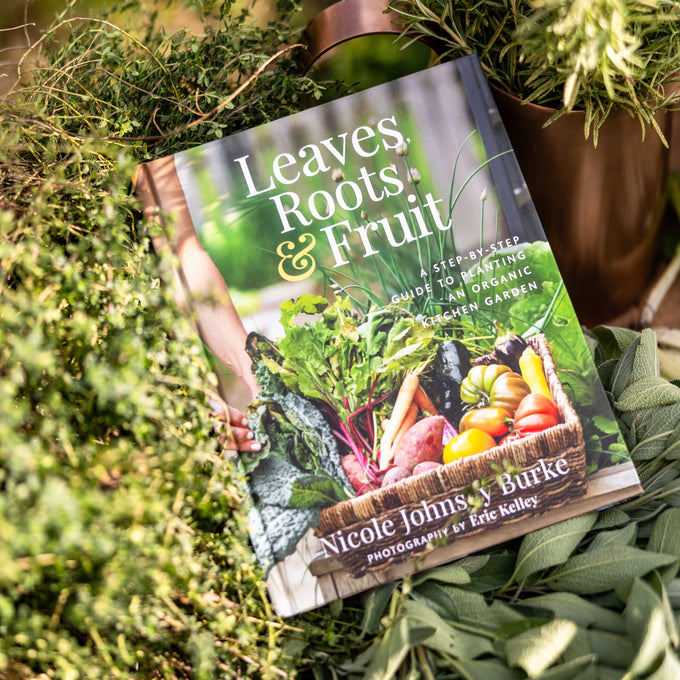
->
xmin=489 ymin=371 xmax=532 ymax=415
xmin=430 ymin=339 xmax=471 ymax=424
xmin=519 ymin=345 xmax=552 ymax=399
xmin=442 ymin=428 xmax=496 ymax=463
xmin=459 ymin=406 xmax=512 ymax=437
xmin=493 ymin=326 xmax=528 ymax=372
xmin=381 ymin=466 xmax=412 ymax=487
xmin=460 ymin=364 xmax=512 ymax=406
xmin=380 ymin=372 xmax=421 ymax=467
xmin=413 ymin=461 xmax=443 ymax=475
xmin=513 ymin=393 xmax=560 ymax=435
xmin=434 ymin=339 xmax=471 ymax=385
xmin=341 ymin=454 xmax=369 ymax=492
xmin=392 ymin=415 xmax=446 ymax=471
xmin=246 ymin=296 xmax=438 ymax=487
xmin=414 ymin=384 xmax=438 ymax=415
xmin=461 ymin=364 xmax=531 ymax=414
xmin=245 ymin=382 xmax=353 ymax=570
xmin=391 ymin=401 xmax=419 ymax=452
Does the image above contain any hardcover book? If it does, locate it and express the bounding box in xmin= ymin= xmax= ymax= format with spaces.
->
xmin=135 ymin=55 xmax=642 ymax=617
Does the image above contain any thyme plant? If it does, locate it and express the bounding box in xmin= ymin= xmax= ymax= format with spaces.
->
xmin=0 ymin=1 xmax=342 ymax=677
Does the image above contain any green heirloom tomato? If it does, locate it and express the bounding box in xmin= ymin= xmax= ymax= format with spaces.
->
xmin=460 ymin=364 xmax=511 ymax=406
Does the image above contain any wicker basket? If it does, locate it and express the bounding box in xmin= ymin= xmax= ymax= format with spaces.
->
xmin=314 ymin=334 xmax=587 ymax=577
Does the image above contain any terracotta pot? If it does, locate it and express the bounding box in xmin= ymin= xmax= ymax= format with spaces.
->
xmin=492 ymin=87 xmax=672 ymax=326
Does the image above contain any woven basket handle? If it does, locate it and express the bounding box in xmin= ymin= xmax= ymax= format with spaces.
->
xmin=300 ymin=0 xmax=403 ymax=70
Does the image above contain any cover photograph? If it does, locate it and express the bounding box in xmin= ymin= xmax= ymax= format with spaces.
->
xmin=135 ymin=55 xmax=642 ymax=617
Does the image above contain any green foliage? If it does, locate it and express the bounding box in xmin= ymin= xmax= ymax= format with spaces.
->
xmin=2 ymin=0 xmax=680 ymax=677
xmin=0 ymin=1 xmax=329 ymax=677
xmin=390 ymin=0 xmax=680 ymax=142
xmin=15 ymin=0 xmax=324 ymax=158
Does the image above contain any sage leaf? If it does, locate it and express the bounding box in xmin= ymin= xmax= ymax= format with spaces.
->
xmin=512 ymin=513 xmax=597 ymax=584
xmin=455 ymin=554 xmax=491 ymax=576
xmin=586 ymin=522 xmax=637 ymax=552
xmin=649 ymin=508 xmax=680 ymax=560
xmin=361 ymin=583 xmax=398 ymax=636
xmin=615 ymin=376 xmax=680 ymax=412
xmin=401 ymin=598 xmax=493 ymax=659
xmin=632 ymin=328 xmax=660 ymax=382
xmin=532 ymin=654 xmax=597 ymax=680
xmin=463 ymin=552 xmax=517 ymax=593
xmin=590 ymin=326 xmax=640 ymax=359
xmin=586 ymin=630 xmax=634 ymax=668
xmin=609 ymin=334 xmax=640 ymax=399
xmin=431 ymin=585 xmax=525 ymax=628
xmin=520 ymin=592 xmax=625 ymax=633
xmin=410 ymin=581 xmax=463 ymax=621
xmin=447 ymin=658 xmax=517 ymax=680
xmin=559 ymin=627 xmax=597 ymax=680
xmin=546 ymin=545 xmax=677 ymax=594
xmin=593 ymin=507 xmax=630 ymax=530
xmin=505 ymin=619 xmax=577 ymax=677
xmin=630 ymin=430 xmax=676 ymax=461
xmin=663 ymin=422 xmax=680 ymax=459
xmin=596 ymin=667 xmax=631 ymax=680
xmin=624 ymin=580 xmax=669 ymax=677
xmin=645 ymin=648 xmax=680 ymax=680
xmin=624 ymin=404 xmax=680 ymax=448
xmin=643 ymin=465 xmax=680 ymax=496
xmin=362 ymin=616 xmax=434 ymax=680
xmin=662 ymin=477 xmax=680 ymax=507
xmin=647 ymin=572 xmax=680 ymax=648
xmin=411 ymin=562 xmax=471 ymax=587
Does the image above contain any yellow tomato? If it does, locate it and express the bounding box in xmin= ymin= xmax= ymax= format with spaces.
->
xmin=443 ymin=428 xmax=497 ymax=464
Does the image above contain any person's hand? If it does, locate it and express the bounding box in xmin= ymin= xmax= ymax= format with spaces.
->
xmin=210 ymin=400 xmax=261 ymax=453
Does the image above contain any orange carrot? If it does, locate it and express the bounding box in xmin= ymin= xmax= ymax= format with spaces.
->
xmin=379 ymin=372 xmax=420 ymax=468
xmin=414 ymin=384 xmax=438 ymax=416
xmin=391 ymin=401 xmax=419 ymax=451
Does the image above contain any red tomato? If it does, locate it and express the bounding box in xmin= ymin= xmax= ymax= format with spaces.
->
xmin=514 ymin=393 xmax=559 ymax=421
xmin=513 ymin=393 xmax=559 ymax=435
xmin=499 ymin=431 xmax=526 ymax=446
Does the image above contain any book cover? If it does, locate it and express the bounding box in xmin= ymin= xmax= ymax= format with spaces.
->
xmin=135 ymin=55 xmax=642 ymax=617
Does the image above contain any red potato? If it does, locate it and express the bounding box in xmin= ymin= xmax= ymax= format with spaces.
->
xmin=413 ymin=461 xmax=443 ymax=475
xmin=392 ymin=415 xmax=446 ymax=471
xmin=341 ymin=454 xmax=368 ymax=492
xmin=381 ymin=466 xmax=412 ymax=487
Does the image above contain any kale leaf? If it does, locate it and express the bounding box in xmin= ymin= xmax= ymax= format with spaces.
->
xmin=240 ymin=358 xmax=352 ymax=572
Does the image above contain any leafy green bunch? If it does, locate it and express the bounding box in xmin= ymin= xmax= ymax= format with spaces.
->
xmin=390 ymin=0 xmax=680 ymax=140
xmin=517 ymin=0 xmax=679 ymax=140
xmin=0 ymin=97 xmax=278 ymax=680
